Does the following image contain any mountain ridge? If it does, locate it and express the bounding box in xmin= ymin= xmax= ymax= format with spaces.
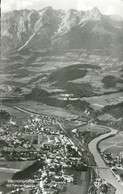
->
xmin=1 ymin=6 xmax=123 ymax=54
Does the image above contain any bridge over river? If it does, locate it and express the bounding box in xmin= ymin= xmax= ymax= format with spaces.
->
xmin=88 ymin=165 xmax=109 ymax=170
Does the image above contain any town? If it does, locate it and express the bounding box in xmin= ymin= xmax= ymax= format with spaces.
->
xmin=0 ymin=109 xmax=87 ymax=194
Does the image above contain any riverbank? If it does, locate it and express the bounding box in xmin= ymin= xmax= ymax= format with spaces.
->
xmin=97 ymin=130 xmax=123 ymax=186
xmin=88 ymin=127 xmax=123 ymax=194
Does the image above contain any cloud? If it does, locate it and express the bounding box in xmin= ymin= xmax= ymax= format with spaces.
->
xmin=1 ymin=0 xmax=123 ymax=17
xmin=1 ymin=0 xmax=41 ymax=12
xmin=1 ymin=0 xmax=76 ymax=12
xmin=75 ymin=0 xmax=123 ymax=16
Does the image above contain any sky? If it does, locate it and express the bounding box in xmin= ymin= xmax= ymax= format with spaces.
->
xmin=1 ymin=0 xmax=123 ymax=17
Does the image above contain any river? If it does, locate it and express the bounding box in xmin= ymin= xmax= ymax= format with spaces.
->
xmin=88 ymin=128 xmax=123 ymax=194
xmin=11 ymin=106 xmax=123 ymax=193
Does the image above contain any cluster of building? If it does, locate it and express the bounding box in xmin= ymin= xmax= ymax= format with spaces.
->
xmin=0 ymin=114 xmax=64 ymax=161
xmin=102 ymin=152 xmax=123 ymax=183
xmin=28 ymin=130 xmax=86 ymax=193
xmin=0 ymin=112 xmax=87 ymax=194
xmin=103 ymin=153 xmax=123 ymax=168
xmin=88 ymin=170 xmax=115 ymax=194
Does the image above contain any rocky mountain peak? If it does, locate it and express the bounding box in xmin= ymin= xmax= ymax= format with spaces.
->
xmin=39 ymin=6 xmax=53 ymax=15
xmin=92 ymin=7 xmax=101 ymax=14
xmin=84 ymin=7 xmax=101 ymax=21
xmin=1 ymin=7 xmax=123 ymax=54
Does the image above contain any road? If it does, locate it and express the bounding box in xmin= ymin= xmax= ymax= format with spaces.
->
xmin=13 ymin=106 xmax=40 ymax=115
xmin=0 ymin=167 xmax=20 ymax=173
xmin=58 ymin=123 xmax=88 ymax=153
xmin=58 ymin=123 xmax=90 ymax=194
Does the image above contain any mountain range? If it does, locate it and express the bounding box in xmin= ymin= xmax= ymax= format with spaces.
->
xmin=1 ymin=6 xmax=123 ymax=54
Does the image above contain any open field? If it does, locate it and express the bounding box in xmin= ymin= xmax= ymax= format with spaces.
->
xmin=0 ymin=103 xmax=30 ymax=124
xmin=103 ymin=147 xmax=123 ymax=155
xmin=60 ymin=171 xmax=87 ymax=194
xmin=0 ymin=161 xmax=35 ymax=184
xmin=0 ymin=161 xmax=35 ymax=170
xmin=97 ymin=114 xmax=122 ymax=122
xmin=2 ymin=50 xmax=122 ymax=98
xmin=81 ymin=92 xmax=123 ymax=111
xmin=99 ymin=133 xmax=123 ymax=153
xmin=1 ymin=50 xmax=122 ymax=128
xmin=0 ymin=171 xmax=14 ymax=183
xmin=16 ymin=101 xmax=77 ymax=119
xmin=77 ymin=124 xmax=109 ymax=134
